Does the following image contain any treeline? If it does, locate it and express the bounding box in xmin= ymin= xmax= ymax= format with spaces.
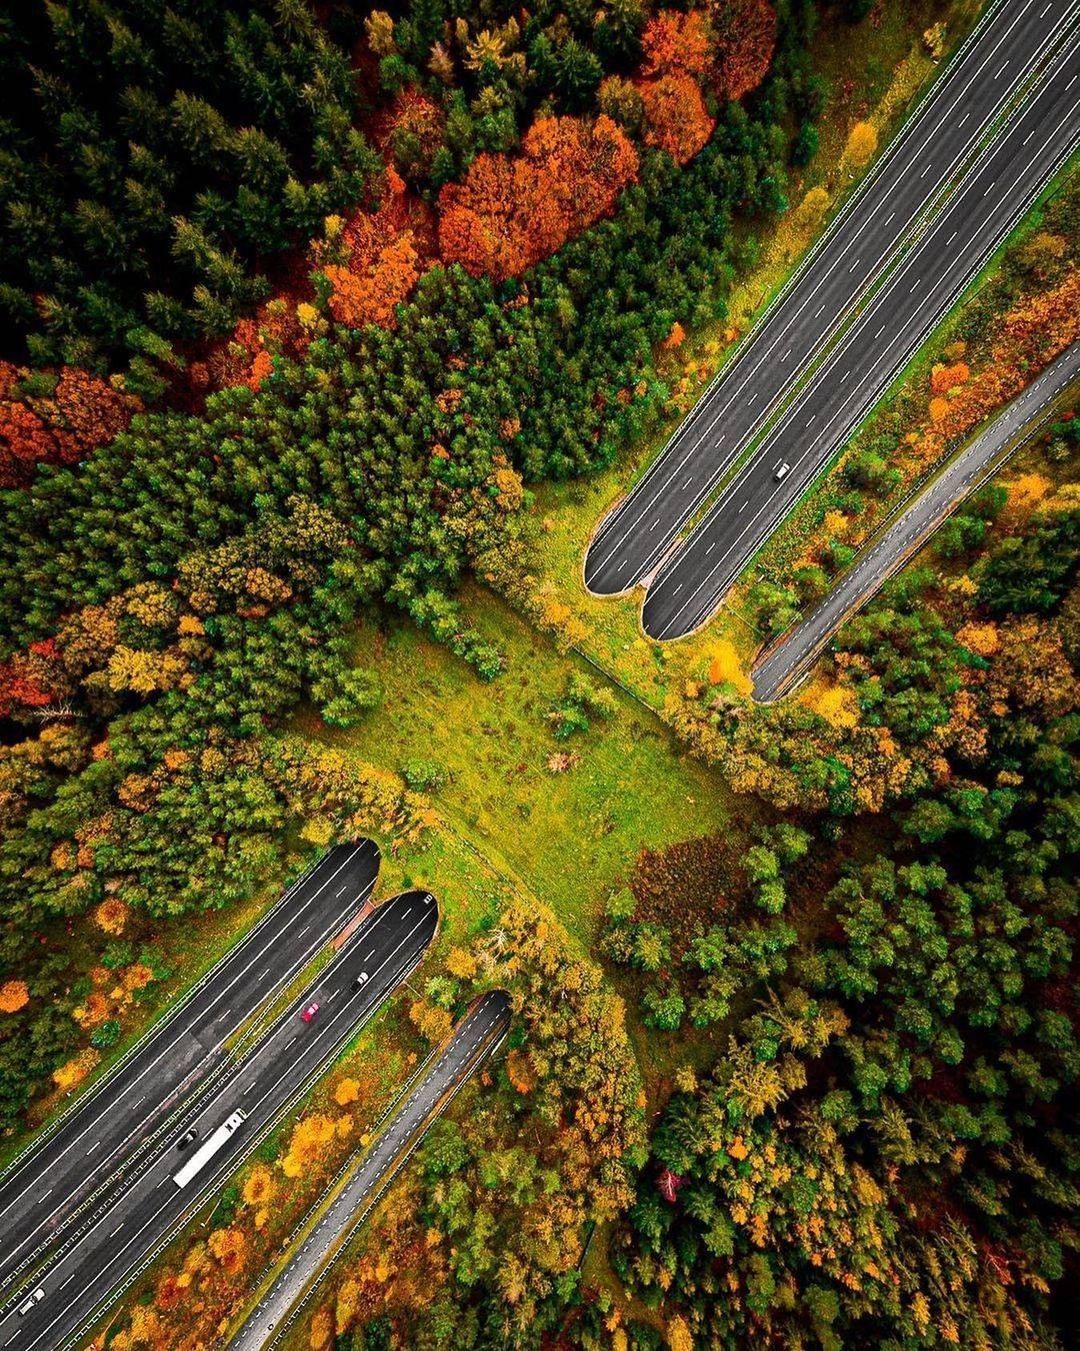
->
xmin=0 ymin=1 xmax=381 ymax=383
xmin=0 ymin=0 xmax=821 ymax=1130
xmin=0 ymin=0 xmax=808 ymax=387
xmin=607 ymin=397 xmax=1079 ymax=1343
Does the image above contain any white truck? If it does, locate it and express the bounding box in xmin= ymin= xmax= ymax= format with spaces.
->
xmin=172 ymin=1110 xmax=247 ymax=1189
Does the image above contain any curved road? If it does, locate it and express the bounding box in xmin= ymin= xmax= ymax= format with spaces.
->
xmin=643 ymin=34 xmax=1080 ymax=638
xmin=752 ymin=341 xmax=1080 ymax=701
xmin=232 ymin=990 xmax=511 ymax=1351
xmin=584 ymin=0 xmax=1077 ymax=599
xmin=0 ymin=840 xmax=380 ymax=1291
xmin=0 ymin=890 xmax=438 ymax=1351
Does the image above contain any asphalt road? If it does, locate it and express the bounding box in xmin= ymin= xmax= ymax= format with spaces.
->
xmin=0 ymin=840 xmax=380 ymax=1291
xmin=0 ymin=890 xmax=438 ymax=1351
xmin=231 ymin=990 xmax=511 ymax=1351
xmin=752 ymin=341 xmax=1080 ymax=701
xmin=643 ymin=34 xmax=1080 ymax=639
xmin=584 ymin=0 xmax=1077 ymax=599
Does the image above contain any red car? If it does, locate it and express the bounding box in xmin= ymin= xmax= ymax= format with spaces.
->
xmin=299 ymin=1001 xmax=320 ymax=1023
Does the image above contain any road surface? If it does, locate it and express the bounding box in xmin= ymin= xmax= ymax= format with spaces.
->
xmin=584 ymin=0 xmax=1077 ymax=599
xmin=0 ymin=840 xmax=380 ymax=1291
xmin=752 ymin=341 xmax=1080 ymax=701
xmin=231 ymin=990 xmax=511 ymax=1351
xmin=0 ymin=890 xmax=438 ymax=1351
xmin=643 ymin=33 xmax=1080 ymax=639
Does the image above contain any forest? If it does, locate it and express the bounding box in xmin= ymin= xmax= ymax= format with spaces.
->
xmin=0 ymin=2 xmax=1076 ymax=1349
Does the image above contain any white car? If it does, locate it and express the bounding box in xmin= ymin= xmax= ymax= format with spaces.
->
xmin=774 ymin=461 xmax=792 ymax=482
xmin=18 ymin=1288 xmax=46 ymax=1316
xmin=353 ymin=971 xmax=370 ymax=989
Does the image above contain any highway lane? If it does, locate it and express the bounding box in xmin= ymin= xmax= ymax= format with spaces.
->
xmin=643 ymin=38 xmax=1080 ymax=639
xmin=0 ymin=889 xmax=437 ymax=1351
xmin=0 ymin=839 xmax=380 ymax=1290
xmin=584 ymin=0 xmax=1078 ymax=598
xmin=752 ymin=341 xmax=1080 ymax=701
xmin=231 ymin=990 xmax=511 ymax=1351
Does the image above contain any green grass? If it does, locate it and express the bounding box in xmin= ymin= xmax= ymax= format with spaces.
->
xmin=301 ymin=586 xmax=744 ymax=950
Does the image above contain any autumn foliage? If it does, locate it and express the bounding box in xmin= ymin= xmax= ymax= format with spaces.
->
xmin=915 ymin=266 xmax=1080 ymax=459
xmin=438 ymin=115 xmax=638 ymax=281
xmin=0 ymin=363 xmax=141 ymax=488
xmin=639 ymin=75 xmax=716 ymax=166
xmin=0 ymin=639 xmax=61 ymax=718
xmin=193 ymin=299 xmax=311 ymax=396
xmin=318 ymin=168 xmax=435 ymax=330
xmin=642 ymin=10 xmax=713 ymax=79
xmin=0 ymin=981 xmax=29 ymax=1014
xmin=710 ymin=0 xmax=778 ymax=102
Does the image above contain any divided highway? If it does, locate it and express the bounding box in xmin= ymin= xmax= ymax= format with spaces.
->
xmin=642 ymin=38 xmax=1079 ymax=638
xmin=752 ymin=341 xmax=1080 ymax=701
xmin=0 ymin=839 xmax=380 ymax=1290
xmin=0 ymin=889 xmax=438 ymax=1351
xmin=232 ymin=990 xmax=511 ymax=1351
xmin=584 ymin=0 xmax=1077 ymax=601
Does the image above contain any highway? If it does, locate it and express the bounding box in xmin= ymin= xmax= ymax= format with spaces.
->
xmin=0 ymin=839 xmax=380 ymax=1291
xmin=0 ymin=890 xmax=438 ymax=1351
xmin=643 ymin=31 xmax=1080 ymax=639
xmin=583 ymin=0 xmax=1078 ymax=600
xmin=231 ymin=990 xmax=511 ymax=1351
xmin=752 ymin=341 xmax=1080 ymax=701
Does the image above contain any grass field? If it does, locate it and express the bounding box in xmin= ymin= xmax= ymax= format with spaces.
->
xmin=302 ymin=585 xmax=747 ymax=951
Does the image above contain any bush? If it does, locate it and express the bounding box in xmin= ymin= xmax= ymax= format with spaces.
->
xmin=401 ymin=758 xmax=447 ymax=793
xmin=90 ymin=1019 xmax=121 ymax=1050
xmin=316 ymin=666 xmax=383 ymax=729
xmin=641 ymin=983 xmax=686 ymax=1032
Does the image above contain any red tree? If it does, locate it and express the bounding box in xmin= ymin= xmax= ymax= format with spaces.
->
xmin=711 ymin=0 xmax=777 ymax=102
xmin=321 ymin=167 xmax=433 ymax=331
xmin=638 ymin=74 xmax=716 ymax=166
xmin=438 ymin=115 xmax=639 ymax=281
xmin=658 ymin=1168 xmax=684 ymax=1202
xmin=0 ymin=640 xmax=61 ymax=718
xmin=0 ymin=363 xmax=141 ymax=488
xmin=641 ymin=10 xmax=713 ymax=79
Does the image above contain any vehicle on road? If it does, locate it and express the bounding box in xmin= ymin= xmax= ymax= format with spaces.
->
xmin=172 ymin=1110 xmax=247 ymax=1189
xmin=773 ymin=462 xmax=792 ymax=482
xmin=176 ymin=1127 xmax=198 ymax=1150
xmin=300 ymin=1001 xmax=320 ymax=1022
xmin=18 ymin=1289 xmax=46 ymax=1316
xmin=353 ymin=972 xmax=369 ymax=989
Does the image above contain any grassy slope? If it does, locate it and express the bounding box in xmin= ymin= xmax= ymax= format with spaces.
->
xmin=302 ymin=588 xmax=743 ymax=951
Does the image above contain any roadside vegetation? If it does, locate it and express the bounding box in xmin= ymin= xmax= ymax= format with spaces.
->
xmin=742 ymin=163 xmax=1080 ymax=644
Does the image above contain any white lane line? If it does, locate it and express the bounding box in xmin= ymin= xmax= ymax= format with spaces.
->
xmin=584 ymin=0 xmax=1053 ymax=582
xmin=650 ymin=88 xmax=1080 ymax=640
xmin=0 ymin=844 xmax=367 ymax=1234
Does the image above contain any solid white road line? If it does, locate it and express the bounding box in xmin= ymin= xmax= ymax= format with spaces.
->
xmin=585 ymin=0 xmax=1061 ymax=583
